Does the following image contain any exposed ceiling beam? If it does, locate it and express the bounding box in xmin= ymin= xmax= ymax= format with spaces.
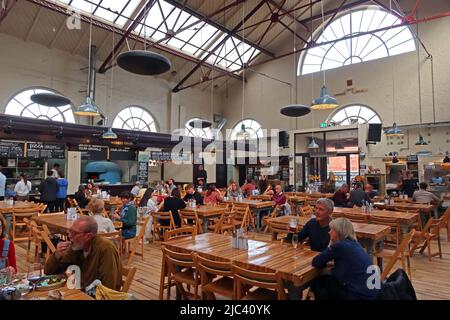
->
xmin=298 ymin=0 xmax=372 ymax=25
xmin=0 ymin=0 xmax=18 ymax=25
xmin=267 ymin=0 xmax=310 ymax=34
xmin=24 ymin=6 xmax=42 ymax=41
xmin=172 ymin=0 xmax=267 ymax=93
xmin=164 ymin=0 xmax=275 ymax=58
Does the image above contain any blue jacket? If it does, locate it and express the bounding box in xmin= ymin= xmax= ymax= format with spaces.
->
xmin=312 ymin=238 xmax=380 ymax=300
xmin=0 ymin=172 xmax=6 ymax=197
xmin=56 ymin=178 xmax=68 ymax=199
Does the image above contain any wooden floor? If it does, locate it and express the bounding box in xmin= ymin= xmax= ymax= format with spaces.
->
xmin=14 ymin=230 xmax=450 ymax=300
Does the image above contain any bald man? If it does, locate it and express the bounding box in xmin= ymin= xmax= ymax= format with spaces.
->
xmin=44 ymin=216 xmax=122 ymax=290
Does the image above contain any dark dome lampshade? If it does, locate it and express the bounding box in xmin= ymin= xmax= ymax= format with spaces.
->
xmin=30 ymin=93 xmax=71 ymax=107
xmin=188 ymin=119 xmax=212 ymax=129
xmin=117 ymin=50 xmax=171 ymax=76
xmin=280 ymin=104 xmax=311 ymax=117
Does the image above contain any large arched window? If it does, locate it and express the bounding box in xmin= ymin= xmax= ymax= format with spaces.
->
xmin=112 ymin=106 xmax=158 ymax=132
xmin=4 ymin=88 xmax=75 ymax=123
xmin=229 ymin=119 xmax=263 ymax=140
xmin=300 ymin=6 xmax=416 ymax=75
xmin=185 ymin=118 xmax=213 ymax=139
xmin=327 ymin=104 xmax=382 ymax=126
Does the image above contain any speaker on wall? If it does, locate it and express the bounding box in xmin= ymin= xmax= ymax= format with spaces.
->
xmin=278 ymin=131 xmax=289 ymax=147
xmin=368 ymin=123 xmax=382 ymax=142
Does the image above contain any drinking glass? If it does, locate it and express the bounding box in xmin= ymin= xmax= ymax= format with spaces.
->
xmin=27 ymin=262 xmax=42 ymax=286
xmin=292 ymin=234 xmax=299 ymax=249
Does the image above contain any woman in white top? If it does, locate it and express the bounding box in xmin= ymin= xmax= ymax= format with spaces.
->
xmin=88 ymin=198 xmax=115 ymax=233
xmin=14 ymin=174 xmax=32 ymax=201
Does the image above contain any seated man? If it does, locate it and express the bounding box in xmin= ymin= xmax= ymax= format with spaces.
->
xmin=272 ymin=185 xmax=287 ymax=215
xmin=183 ymin=184 xmax=204 ymax=205
xmin=364 ymin=184 xmax=378 ymax=199
xmin=285 ymin=198 xmax=332 ymax=252
xmin=44 ymin=216 xmax=122 ymax=290
xmin=349 ymin=183 xmax=372 ymax=207
xmin=332 ymin=184 xmax=350 ymax=207
xmin=413 ymin=182 xmax=440 ymax=204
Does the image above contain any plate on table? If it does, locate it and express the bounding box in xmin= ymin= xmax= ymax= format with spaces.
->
xmin=34 ymin=275 xmax=67 ymax=291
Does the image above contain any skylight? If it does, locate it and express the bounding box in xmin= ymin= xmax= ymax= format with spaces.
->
xmin=58 ymin=0 xmax=260 ymax=72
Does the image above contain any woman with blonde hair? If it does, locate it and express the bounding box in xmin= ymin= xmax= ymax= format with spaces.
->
xmin=310 ymin=218 xmax=379 ymax=300
xmin=88 ymin=198 xmax=115 ymax=233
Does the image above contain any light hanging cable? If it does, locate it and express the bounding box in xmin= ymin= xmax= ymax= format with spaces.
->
xmin=415 ymin=15 xmax=427 ymax=147
xmin=311 ymin=0 xmax=338 ymax=110
xmin=280 ymin=7 xmax=310 ymax=119
xmin=75 ymin=3 xmax=101 ymax=117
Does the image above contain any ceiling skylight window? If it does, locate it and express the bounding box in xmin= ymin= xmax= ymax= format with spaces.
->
xmin=300 ymin=6 xmax=416 ymax=75
xmin=58 ymin=0 xmax=142 ymax=26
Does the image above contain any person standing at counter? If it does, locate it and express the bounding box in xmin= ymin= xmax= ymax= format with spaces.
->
xmin=0 ymin=165 xmax=5 ymax=201
xmin=55 ymin=174 xmax=68 ymax=212
xmin=14 ymin=174 xmax=31 ymax=201
xmin=400 ymin=171 xmax=418 ymax=198
xmin=196 ymin=165 xmax=207 ymax=186
xmin=113 ymin=191 xmax=137 ymax=239
xmin=51 ymin=163 xmax=61 ymax=179
xmin=39 ymin=170 xmax=59 ymax=213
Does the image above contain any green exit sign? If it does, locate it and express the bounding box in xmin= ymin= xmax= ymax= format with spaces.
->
xmin=320 ymin=122 xmax=328 ymax=128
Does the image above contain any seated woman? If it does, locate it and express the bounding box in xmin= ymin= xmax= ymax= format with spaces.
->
xmin=113 ymin=191 xmax=137 ymax=239
xmin=139 ymin=188 xmax=160 ymax=212
xmin=227 ymin=182 xmax=242 ymax=198
xmin=0 ymin=216 xmax=16 ymax=272
xmin=88 ymin=199 xmax=115 ymax=233
xmin=162 ymin=188 xmax=186 ymax=228
xmin=75 ymin=185 xmax=90 ymax=208
xmin=204 ymin=184 xmax=223 ymax=205
xmin=311 ymin=217 xmax=380 ymax=300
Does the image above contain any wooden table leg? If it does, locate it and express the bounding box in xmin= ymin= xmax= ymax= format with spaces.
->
xmin=159 ymin=251 xmax=167 ymax=300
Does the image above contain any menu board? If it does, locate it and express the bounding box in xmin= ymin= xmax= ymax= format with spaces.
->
xmin=138 ymin=161 xmax=148 ymax=185
xmin=109 ymin=147 xmax=137 ymax=161
xmin=150 ymin=151 xmax=190 ymax=162
xmin=26 ymin=142 xmax=65 ymax=159
xmin=77 ymin=144 xmax=108 ymax=161
xmin=0 ymin=141 xmax=25 ymax=158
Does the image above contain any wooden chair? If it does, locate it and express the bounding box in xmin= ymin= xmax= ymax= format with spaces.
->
xmin=178 ymin=210 xmax=202 ymax=234
xmin=214 ymin=202 xmax=230 ymax=210
xmin=209 ymin=211 xmax=240 ymax=235
xmin=12 ymin=207 xmax=39 ymax=242
xmin=120 ymin=266 xmax=137 ymax=293
xmin=37 ymin=203 xmax=48 ymax=216
xmin=152 ymin=211 xmax=176 ymax=241
xmin=299 ymin=205 xmax=314 ymax=217
xmin=262 ymin=208 xmax=282 ymax=233
xmin=162 ymin=246 xmax=200 ymax=300
xmin=193 ymin=253 xmax=234 ymax=300
xmin=38 ymin=224 xmax=57 ymax=262
xmin=343 ymin=212 xmax=369 ymax=224
xmin=164 ymin=226 xmax=197 ymax=241
xmin=124 ymin=215 xmax=150 ymax=267
xmin=439 ymin=206 xmax=450 ymax=241
xmin=231 ymin=205 xmax=252 ymax=230
xmin=267 ymin=220 xmax=289 ymax=242
xmin=68 ymin=198 xmax=89 ymax=216
xmin=374 ymin=229 xmax=415 ymax=280
xmin=409 ymin=215 xmax=443 ymax=261
xmin=24 ymin=219 xmax=43 ymax=262
xmin=394 ymin=207 xmax=423 ymax=230
xmin=232 ymin=263 xmax=287 ymax=300
xmin=98 ymin=231 xmax=123 ymax=258
xmin=369 ymin=215 xmax=401 ymax=247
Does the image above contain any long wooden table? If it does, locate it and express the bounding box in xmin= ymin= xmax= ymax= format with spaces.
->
xmin=26 ymin=286 xmax=94 ymax=300
xmin=267 ymin=215 xmax=390 ymax=257
xmin=223 ymin=200 xmax=276 ymax=231
xmin=185 ymin=206 xmax=227 ymax=233
xmin=32 ymin=214 xmax=73 ymax=234
xmin=0 ymin=201 xmax=39 ymax=212
xmin=372 ymin=201 xmax=434 ymax=213
xmin=162 ymin=233 xmax=322 ymax=298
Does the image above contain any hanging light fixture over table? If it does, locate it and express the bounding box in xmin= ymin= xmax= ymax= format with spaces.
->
xmin=30 ymin=92 xmax=71 ymax=107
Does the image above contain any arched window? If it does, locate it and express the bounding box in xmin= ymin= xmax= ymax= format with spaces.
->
xmin=300 ymin=6 xmax=416 ymax=75
xmin=229 ymin=119 xmax=263 ymax=140
xmin=327 ymin=104 xmax=382 ymax=126
xmin=185 ymin=118 xmax=213 ymax=139
xmin=4 ymin=88 xmax=75 ymax=123
xmin=112 ymin=106 xmax=158 ymax=132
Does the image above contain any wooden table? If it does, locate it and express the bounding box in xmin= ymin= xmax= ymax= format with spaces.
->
xmin=248 ymin=195 xmax=273 ymax=201
xmin=223 ymin=200 xmax=276 ymax=231
xmin=267 ymin=215 xmax=390 ymax=259
xmin=163 ymin=233 xmax=322 ymax=296
xmin=373 ymin=201 xmax=434 ymax=213
xmin=333 ymin=207 xmax=419 ymax=235
xmin=0 ymin=201 xmax=38 ymax=212
xmin=185 ymin=206 xmax=227 ymax=233
xmin=26 ymin=286 xmax=94 ymax=300
xmin=33 ymin=214 xmax=73 ymax=234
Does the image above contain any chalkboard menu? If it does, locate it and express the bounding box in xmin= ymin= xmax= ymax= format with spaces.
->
xmin=0 ymin=141 xmax=25 ymax=158
xmin=138 ymin=161 xmax=148 ymax=185
xmin=26 ymin=142 xmax=65 ymax=159
xmin=109 ymin=147 xmax=137 ymax=161
xmin=78 ymin=144 xmax=108 ymax=160
xmin=150 ymin=151 xmax=190 ymax=162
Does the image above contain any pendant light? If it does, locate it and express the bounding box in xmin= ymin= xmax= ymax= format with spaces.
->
xmin=117 ymin=5 xmax=171 ymax=76
xmin=311 ymin=1 xmax=338 ymax=110
xmin=75 ymin=7 xmax=100 ymax=117
xmin=30 ymin=92 xmax=71 ymax=107
xmin=414 ymin=19 xmax=427 ymax=146
xmin=236 ymin=2 xmax=250 ymax=141
xmin=308 ymin=71 xmax=319 ymax=150
xmin=280 ymin=9 xmax=310 ymax=118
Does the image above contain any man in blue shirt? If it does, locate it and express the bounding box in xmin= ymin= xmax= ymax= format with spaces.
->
xmin=0 ymin=165 xmax=6 ymax=201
